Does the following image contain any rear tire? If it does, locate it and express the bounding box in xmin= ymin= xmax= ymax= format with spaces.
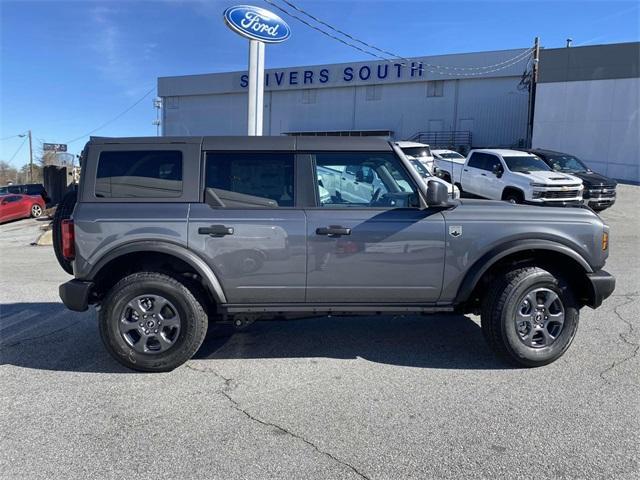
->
xmin=481 ymin=266 xmax=580 ymax=367
xmin=52 ymin=189 xmax=77 ymax=274
xmin=99 ymin=272 xmax=209 ymax=372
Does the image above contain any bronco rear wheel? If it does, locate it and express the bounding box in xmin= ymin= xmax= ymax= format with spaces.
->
xmin=99 ymin=272 xmax=208 ymax=372
xmin=481 ymin=266 xmax=580 ymax=367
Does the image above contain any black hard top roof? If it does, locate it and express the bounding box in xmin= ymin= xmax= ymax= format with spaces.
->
xmin=89 ymin=136 xmax=393 ymax=152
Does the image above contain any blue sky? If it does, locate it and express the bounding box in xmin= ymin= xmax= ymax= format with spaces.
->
xmin=1 ymin=0 xmax=638 ymax=166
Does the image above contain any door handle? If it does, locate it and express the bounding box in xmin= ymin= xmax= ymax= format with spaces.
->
xmin=198 ymin=225 xmax=234 ymax=237
xmin=463 ymin=168 xmax=469 ymax=171
xmin=480 ymin=173 xmax=487 ymax=176
xmin=316 ymin=226 xmax=351 ymax=237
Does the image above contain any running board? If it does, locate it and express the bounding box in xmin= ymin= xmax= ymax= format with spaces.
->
xmin=220 ymin=303 xmax=455 ymax=315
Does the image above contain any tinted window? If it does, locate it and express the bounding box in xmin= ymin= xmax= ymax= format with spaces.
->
xmin=205 ymin=152 xmax=295 ymax=207
xmin=503 ymin=156 xmax=551 ymax=173
xmin=485 ymin=155 xmax=502 ymax=172
xmin=546 ymin=154 xmax=589 ymax=173
xmin=468 ymin=153 xmax=487 ymax=170
xmin=436 ymin=152 xmax=465 ymax=160
xmin=96 ymin=151 xmax=183 ymax=198
xmin=401 ymin=146 xmax=432 ymax=158
xmin=25 ymin=185 xmax=44 ymax=195
xmin=314 ymin=152 xmax=418 ymax=208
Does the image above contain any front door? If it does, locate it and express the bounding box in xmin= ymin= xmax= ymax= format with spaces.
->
xmin=306 ymin=151 xmax=446 ymax=304
xmin=188 ymin=151 xmax=306 ymax=304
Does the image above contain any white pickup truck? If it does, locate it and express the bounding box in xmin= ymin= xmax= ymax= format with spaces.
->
xmin=434 ymin=148 xmax=584 ymax=204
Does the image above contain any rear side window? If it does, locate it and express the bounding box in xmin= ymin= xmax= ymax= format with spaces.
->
xmin=25 ymin=185 xmax=43 ymax=195
xmin=96 ymin=151 xmax=183 ymax=198
xmin=205 ymin=152 xmax=295 ymax=207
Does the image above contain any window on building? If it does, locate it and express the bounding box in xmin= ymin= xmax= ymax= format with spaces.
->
xmin=427 ymin=80 xmax=444 ymax=97
xmin=365 ymin=85 xmax=382 ymax=101
xmin=301 ymin=89 xmax=317 ymax=104
xmin=205 ymin=152 xmax=295 ymax=207
xmin=96 ymin=150 xmax=183 ymax=198
xmin=313 ymin=152 xmax=418 ymax=208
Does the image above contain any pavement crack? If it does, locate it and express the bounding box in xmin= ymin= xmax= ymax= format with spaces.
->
xmin=184 ymin=363 xmax=235 ymax=390
xmin=0 ymin=321 xmax=77 ymax=349
xmin=599 ymin=294 xmax=639 ymax=383
xmin=219 ymin=390 xmax=371 ymax=480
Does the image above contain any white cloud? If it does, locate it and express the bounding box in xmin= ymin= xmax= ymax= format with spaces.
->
xmin=90 ymin=5 xmax=154 ymax=97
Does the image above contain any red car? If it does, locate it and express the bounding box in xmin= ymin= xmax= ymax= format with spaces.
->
xmin=0 ymin=194 xmax=45 ymax=223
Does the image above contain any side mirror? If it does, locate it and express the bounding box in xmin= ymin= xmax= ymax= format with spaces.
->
xmin=492 ymin=165 xmax=504 ymax=178
xmin=355 ymin=169 xmax=364 ymax=182
xmin=425 ymin=180 xmax=449 ymax=207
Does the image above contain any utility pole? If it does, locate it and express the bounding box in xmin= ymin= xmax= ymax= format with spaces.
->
xmin=27 ymin=130 xmax=33 ymax=183
xmin=526 ymin=37 xmax=540 ymax=147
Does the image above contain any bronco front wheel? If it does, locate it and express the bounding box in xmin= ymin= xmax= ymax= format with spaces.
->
xmin=481 ymin=266 xmax=580 ymax=367
xmin=99 ymin=272 xmax=208 ymax=372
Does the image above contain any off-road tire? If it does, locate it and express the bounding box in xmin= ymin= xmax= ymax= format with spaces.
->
xmin=99 ymin=272 xmax=209 ymax=372
xmin=52 ymin=189 xmax=77 ymax=274
xmin=481 ymin=266 xmax=580 ymax=367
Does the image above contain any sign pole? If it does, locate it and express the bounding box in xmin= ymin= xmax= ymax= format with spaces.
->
xmin=247 ymin=39 xmax=265 ymax=136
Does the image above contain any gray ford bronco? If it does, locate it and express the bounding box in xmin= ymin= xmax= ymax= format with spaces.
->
xmin=56 ymin=136 xmax=615 ymax=372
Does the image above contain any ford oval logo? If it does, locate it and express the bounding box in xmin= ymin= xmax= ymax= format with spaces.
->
xmin=223 ymin=5 xmax=291 ymax=43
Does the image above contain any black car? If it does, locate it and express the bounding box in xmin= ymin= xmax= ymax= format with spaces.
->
xmin=0 ymin=183 xmax=51 ymax=205
xmin=522 ymin=149 xmax=617 ymax=211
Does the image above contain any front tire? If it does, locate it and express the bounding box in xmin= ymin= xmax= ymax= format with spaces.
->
xmin=99 ymin=272 xmax=208 ymax=372
xmin=481 ymin=266 xmax=579 ymax=367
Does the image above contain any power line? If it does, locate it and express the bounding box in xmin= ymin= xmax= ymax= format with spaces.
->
xmin=262 ymin=0 xmax=394 ymax=63
xmin=264 ymin=0 xmax=533 ymax=75
xmin=271 ymin=0 xmax=411 ymax=64
xmin=0 ymin=133 xmax=25 ymax=142
xmin=7 ymin=136 xmax=28 ymax=163
xmin=65 ymin=86 xmax=156 ymax=145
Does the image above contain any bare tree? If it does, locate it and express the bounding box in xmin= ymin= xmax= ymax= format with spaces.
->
xmin=0 ymin=161 xmax=18 ymax=185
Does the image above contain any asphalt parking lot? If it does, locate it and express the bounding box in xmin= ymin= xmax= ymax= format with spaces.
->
xmin=1 ymin=187 xmax=638 ymax=480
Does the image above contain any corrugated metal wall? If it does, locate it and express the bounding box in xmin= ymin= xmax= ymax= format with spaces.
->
xmin=163 ymin=76 xmax=529 ymax=147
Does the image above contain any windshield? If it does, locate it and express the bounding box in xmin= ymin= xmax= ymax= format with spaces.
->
xmin=503 ymin=156 xmax=551 ymax=173
xmin=545 ymin=154 xmax=589 ymax=173
xmin=401 ymin=146 xmax=431 ymax=158
xmin=437 ymin=152 xmax=465 ymax=160
xmin=410 ymin=159 xmax=430 ymax=177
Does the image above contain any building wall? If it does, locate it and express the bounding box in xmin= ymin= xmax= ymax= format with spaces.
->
xmin=163 ymin=76 xmax=529 ymax=146
xmin=533 ymin=43 xmax=640 ymax=183
xmin=533 ymin=78 xmax=639 ymax=182
xmin=160 ymin=48 xmax=531 ymax=147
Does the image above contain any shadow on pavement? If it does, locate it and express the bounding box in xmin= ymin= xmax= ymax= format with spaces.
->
xmin=0 ymin=302 xmax=511 ymax=373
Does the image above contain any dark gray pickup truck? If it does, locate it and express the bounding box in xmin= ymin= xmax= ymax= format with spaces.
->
xmin=56 ymin=136 xmax=615 ymax=372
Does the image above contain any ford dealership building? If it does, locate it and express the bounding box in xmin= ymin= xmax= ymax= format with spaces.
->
xmin=158 ymin=42 xmax=639 ymax=182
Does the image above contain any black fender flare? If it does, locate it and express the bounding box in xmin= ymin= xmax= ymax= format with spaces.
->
xmin=85 ymin=241 xmax=227 ymax=304
xmin=456 ymin=239 xmax=593 ymax=303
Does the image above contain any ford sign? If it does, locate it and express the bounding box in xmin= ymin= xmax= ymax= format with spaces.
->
xmin=223 ymin=5 xmax=291 ymax=43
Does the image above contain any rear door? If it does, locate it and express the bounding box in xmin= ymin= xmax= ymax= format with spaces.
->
xmin=304 ymin=150 xmax=446 ymax=304
xmin=188 ymin=150 xmax=307 ymax=304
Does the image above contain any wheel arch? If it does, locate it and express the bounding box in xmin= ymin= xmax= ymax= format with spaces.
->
xmin=86 ymin=241 xmax=227 ymax=305
xmin=501 ymin=186 xmax=525 ymax=201
xmin=457 ymin=240 xmax=594 ymax=312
